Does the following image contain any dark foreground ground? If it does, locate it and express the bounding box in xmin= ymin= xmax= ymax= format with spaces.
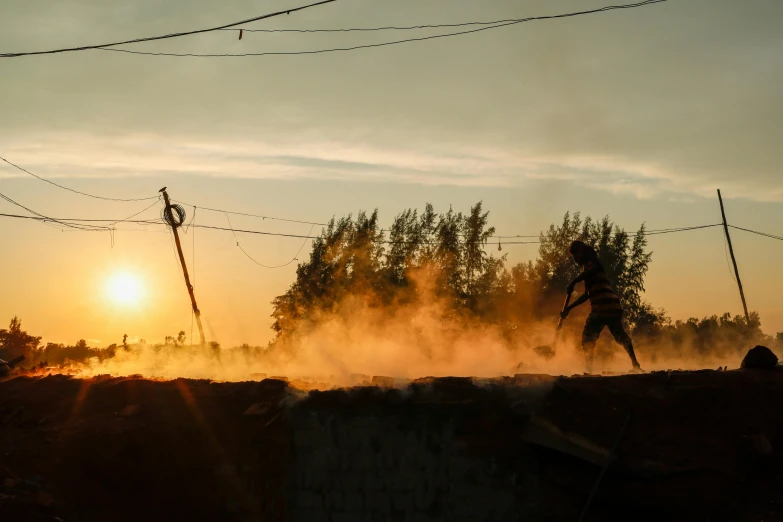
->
xmin=0 ymin=368 xmax=781 ymax=522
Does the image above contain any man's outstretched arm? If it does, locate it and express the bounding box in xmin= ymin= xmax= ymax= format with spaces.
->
xmin=566 ymin=263 xmax=599 ymax=293
xmin=562 ymin=293 xmax=589 ymax=318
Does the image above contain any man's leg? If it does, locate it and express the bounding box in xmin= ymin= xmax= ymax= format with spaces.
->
xmin=607 ymin=317 xmax=642 ymax=370
xmin=581 ymin=315 xmax=604 ymax=374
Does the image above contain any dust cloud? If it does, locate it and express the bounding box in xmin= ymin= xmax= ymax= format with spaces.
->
xmin=59 ymin=276 xmax=754 ymax=384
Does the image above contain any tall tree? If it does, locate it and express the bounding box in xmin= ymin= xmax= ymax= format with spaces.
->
xmin=434 ymin=206 xmax=464 ymax=301
xmin=0 ymin=316 xmax=41 ymax=362
xmin=462 ymin=202 xmax=496 ymax=296
xmin=385 ymin=208 xmax=419 ymax=287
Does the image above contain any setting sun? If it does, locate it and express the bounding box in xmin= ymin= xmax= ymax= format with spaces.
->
xmin=107 ymin=272 xmax=143 ymax=305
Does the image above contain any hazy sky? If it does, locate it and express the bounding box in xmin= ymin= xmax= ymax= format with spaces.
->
xmin=0 ymin=0 xmax=781 ymax=347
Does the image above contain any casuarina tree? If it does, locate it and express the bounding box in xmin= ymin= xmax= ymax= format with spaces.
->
xmin=0 ymin=316 xmax=41 ymax=362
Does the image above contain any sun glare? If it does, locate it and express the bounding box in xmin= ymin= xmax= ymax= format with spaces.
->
xmin=107 ymin=272 xmax=143 ymax=305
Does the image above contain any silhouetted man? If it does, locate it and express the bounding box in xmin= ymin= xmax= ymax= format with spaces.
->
xmin=560 ymin=240 xmax=642 ymax=374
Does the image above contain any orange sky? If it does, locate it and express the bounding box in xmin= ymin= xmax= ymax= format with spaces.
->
xmin=1 ymin=0 xmax=781 ymax=347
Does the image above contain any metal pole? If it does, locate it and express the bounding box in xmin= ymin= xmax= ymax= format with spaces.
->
xmin=717 ymin=189 xmax=751 ymax=325
xmin=160 ymin=187 xmax=206 ymax=346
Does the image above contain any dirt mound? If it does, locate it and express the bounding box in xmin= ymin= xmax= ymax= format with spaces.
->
xmin=0 ymin=375 xmax=291 ymax=522
xmin=0 ymin=369 xmax=781 ymax=521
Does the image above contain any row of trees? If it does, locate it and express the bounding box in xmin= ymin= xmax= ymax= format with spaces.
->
xmin=271 ymin=204 xmax=654 ymax=337
xmin=0 ymin=319 xmax=223 ymax=367
xmin=0 ymin=318 xmax=120 ymax=366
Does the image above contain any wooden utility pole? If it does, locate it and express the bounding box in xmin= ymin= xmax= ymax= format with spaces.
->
xmin=160 ymin=187 xmax=206 ymax=346
xmin=717 ymin=189 xmax=750 ymax=324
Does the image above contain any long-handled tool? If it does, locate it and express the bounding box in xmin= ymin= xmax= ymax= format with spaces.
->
xmin=534 ymin=291 xmax=573 ymax=360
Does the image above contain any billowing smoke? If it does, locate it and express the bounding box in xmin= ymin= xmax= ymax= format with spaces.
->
xmin=64 ymin=272 xmax=771 ymax=384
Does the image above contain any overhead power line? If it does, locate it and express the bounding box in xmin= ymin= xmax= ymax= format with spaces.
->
xmin=643 ymin=224 xmax=722 ymax=235
xmin=154 ymin=220 xmax=712 ymax=245
xmin=97 ymin=0 xmax=667 ymax=58
xmin=381 ymin=223 xmax=721 ymax=240
xmin=0 ymin=211 xmax=536 ymax=245
xmin=0 ymin=155 xmax=159 ymax=201
xmin=109 ymin=198 xmax=163 ymax=225
xmin=192 ymin=222 xmax=328 ymax=240
xmin=721 ymin=232 xmax=738 ymax=284
xmin=0 ymin=208 xmax=754 ymax=268
xmin=0 ymin=190 xmax=109 ymax=231
xmin=222 ymin=16 xmax=600 ymax=34
xmin=0 ymin=209 xmax=723 ymax=243
xmin=730 ymin=225 xmax=783 ymax=242
xmin=490 ymin=224 xmax=721 ymax=240
xmin=225 ymin=210 xmax=317 ymax=268
xmin=172 ymin=199 xmax=328 ymax=226
xmin=197 ymin=220 xmax=538 ymax=246
xmin=0 ymin=0 xmax=335 ymax=58
xmin=171 ymin=200 xmax=710 ymax=240
xmin=0 ymin=194 xmax=160 ymax=234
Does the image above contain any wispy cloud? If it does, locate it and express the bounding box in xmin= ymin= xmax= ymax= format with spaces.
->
xmin=2 ymin=131 xmax=782 ymax=203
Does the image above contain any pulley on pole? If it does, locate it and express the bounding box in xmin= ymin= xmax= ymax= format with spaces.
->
xmin=160 ymin=187 xmax=206 ymax=346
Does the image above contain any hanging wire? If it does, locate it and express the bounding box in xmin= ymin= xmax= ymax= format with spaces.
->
xmin=174 ymin=198 xmax=327 ymax=226
xmin=0 ymin=155 xmax=159 ymax=201
xmin=238 ymin=224 xmax=316 ymax=268
xmin=223 ymin=211 xmax=315 ymax=268
xmin=99 ymin=1 xmax=667 ymax=58
xmin=729 ymin=225 xmax=783 ymax=242
xmin=0 ymin=0 xmax=336 ymax=58
xmin=721 ymin=230 xmax=738 ymax=284
xmin=183 ymin=205 xmax=197 ymax=234
xmin=109 ymin=198 xmax=162 ymax=226
xmin=0 ymin=189 xmax=110 ymax=231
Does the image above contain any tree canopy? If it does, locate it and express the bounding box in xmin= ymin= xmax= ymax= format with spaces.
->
xmin=0 ymin=316 xmax=41 ymax=361
xmin=270 ymin=203 xmax=656 ymax=342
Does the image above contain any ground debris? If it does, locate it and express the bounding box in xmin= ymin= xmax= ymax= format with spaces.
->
xmin=0 ymin=466 xmax=58 ymax=519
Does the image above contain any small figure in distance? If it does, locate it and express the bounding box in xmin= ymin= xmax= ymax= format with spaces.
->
xmin=560 ymin=240 xmax=643 ymax=375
